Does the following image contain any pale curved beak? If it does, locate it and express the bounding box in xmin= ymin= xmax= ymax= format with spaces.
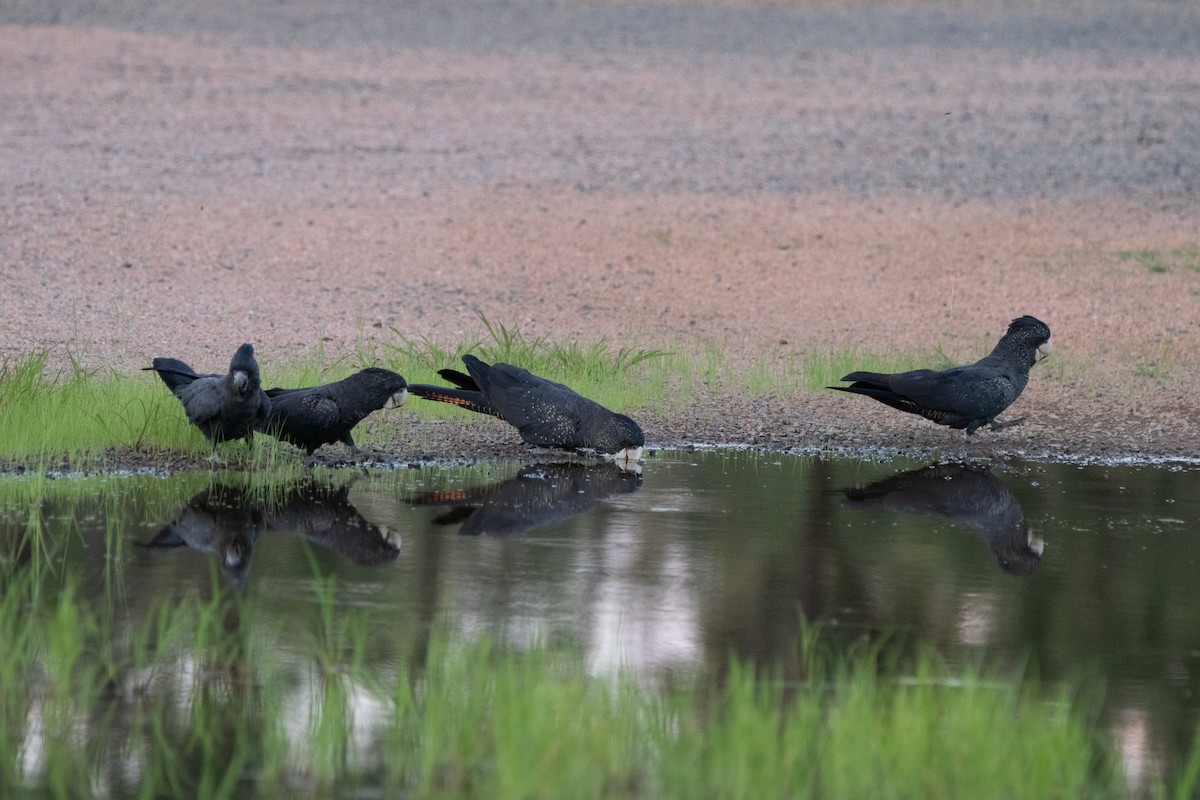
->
xmin=380 ymin=525 xmax=402 ymax=550
xmin=225 ymin=545 xmax=246 ymax=569
xmin=384 ymin=388 xmax=408 ymax=409
xmin=1035 ymin=339 xmax=1053 ymax=361
xmin=232 ymin=370 xmax=250 ymax=392
xmin=613 ymin=446 xmax=644 ymax=464
xmin=1027 ymin=529 xmax=1045 ymax=557
xmin=615 ymin=459 xmax=643 ymax=475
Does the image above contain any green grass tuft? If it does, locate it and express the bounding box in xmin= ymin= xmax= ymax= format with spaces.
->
xmin=387 ymin=311 xmax=673 ymax=377
xmin=1118 ymin=246 xmax=1200 ymax=274
xmin=381 ymin=312 xmax=676 ymax=427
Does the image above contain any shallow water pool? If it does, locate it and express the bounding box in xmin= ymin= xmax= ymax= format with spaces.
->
xmin=2 ymin=448 xmax=1198 ymax=794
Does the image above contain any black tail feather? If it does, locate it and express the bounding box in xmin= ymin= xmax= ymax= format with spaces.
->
xmin=436 ymin=369 xmax=478 ymax=391
xmin=837 ymin=371 xmax=889 ymax=385
xmin=830 ymin=383 xmax=909 ymax=411
xmin=830 ymin=383 xmax=943 ymax=423
xmin=145 ymin=358 xmax=200 ymax=393
xmin=432 ymin=507 xmax=477 ymax=527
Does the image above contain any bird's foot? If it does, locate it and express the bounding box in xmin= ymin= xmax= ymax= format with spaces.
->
xmin=349 ymin=445 xmax=383 ymax=467
xmin=989 ymin=417 xmax=1026 ymax=432
xmin=207 ymin=451 xmax=228 ymax=466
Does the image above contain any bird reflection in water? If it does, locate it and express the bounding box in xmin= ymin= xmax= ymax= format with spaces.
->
xmin=140 ymin=481 xmax=265 ymax=585
xmin=412 ymin=461 xmax=643 ymax=537
xmin=265 ymin=478 xmax=401 ymax=565
xmin=842 ymin=463 xmax=1044 ymax=576
xmin=141 ymin=476 xmax=400 ymax=583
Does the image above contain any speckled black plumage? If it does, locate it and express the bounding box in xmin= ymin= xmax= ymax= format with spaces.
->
xmin=262 ymin=368 xmax=408 ymax=455
xmin=408 ymin=355 xmax=644 ymax=456
xmin=830 ymin=315 xmax=1052 ymax=434
xmin=144 ymin=343 xmax=270 ymax=453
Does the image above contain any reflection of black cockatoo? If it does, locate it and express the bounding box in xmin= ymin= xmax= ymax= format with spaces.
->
xmin=844 ymin=463 xmax=1043 ymax=576
xmin=412 ymin=461 xmax=642 ymax=537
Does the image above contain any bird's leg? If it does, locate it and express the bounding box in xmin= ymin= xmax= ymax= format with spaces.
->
xmin=207 ymin=448 xmax=228 ymax=466
xmin=989 ymin=417 xmax=1026 ymax=431
xmin=243 ymin=434 xmax=259 ymax=468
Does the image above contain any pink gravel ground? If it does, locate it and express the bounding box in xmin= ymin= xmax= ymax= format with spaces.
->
xmin=1 ymin=2 xmax=1198 ymax=462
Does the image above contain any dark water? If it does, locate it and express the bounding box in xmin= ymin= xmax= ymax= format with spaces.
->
xmin=3 ymin=449 xmax=1199 ymax=790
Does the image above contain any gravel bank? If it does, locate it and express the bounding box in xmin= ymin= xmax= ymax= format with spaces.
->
xmin=2 ymin=0 xmax=1197 ymax=465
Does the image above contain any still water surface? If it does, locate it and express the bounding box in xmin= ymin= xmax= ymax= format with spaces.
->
xmin=2 ymin=448 xmax=1198 ymax=789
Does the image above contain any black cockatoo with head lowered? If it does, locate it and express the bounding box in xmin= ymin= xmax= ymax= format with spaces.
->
xmin=408 ymin=355 xmax=644 ymax=463
xmin=830 ymin=316 xmax=1052 ymax=434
